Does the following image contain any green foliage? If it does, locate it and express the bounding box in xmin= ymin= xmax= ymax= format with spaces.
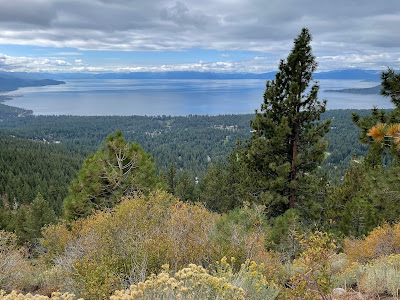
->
xmin=0 ymin=102 xmax=32 ymax=121
xmin=352 ymin=69 xmax=400 ymax=166
xmin=0 ymin=134 xmax=81 ymax=215
xmin=13 ymin=205 xmax=29 ymax=244
xmin=269 ymin=209 xmax=303 ymax=261
xmin=199 ymin=161 xmax=239 ymax=213
xmin=237 ymin=28 xmax=330 ymax=218
xmin=381 ymin=68 xmax=400 ymax=107
xmin=0 ymin=108 xmax=373 ymax=185
xmin=327 ymin=160 xmax=400 ymax=237
xmin=174 ymin=170 xmax=196 ymax=203
xmin=165 ymin=163 xmax=176 ymax=195
xmin=210 ymin=204 xmax=272 ymax=266
xmin=63 ymin=131 xmax=161 ymax=220
xmin=286 ymin=230 xmax=337 ymax=300
xmin=24 ymin=193 xmax=57 ymax=245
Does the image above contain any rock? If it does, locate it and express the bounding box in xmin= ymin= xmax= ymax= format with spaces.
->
xmin=332 ymin=288 xmax=346 ymax=298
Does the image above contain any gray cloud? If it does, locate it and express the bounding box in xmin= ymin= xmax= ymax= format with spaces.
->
xmin=0 ymin=0 xmax=57 ymax=26
xmin=0 ymin=0 xmax=399 ymax=71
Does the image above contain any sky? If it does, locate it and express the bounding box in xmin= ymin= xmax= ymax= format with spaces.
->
xmin=0 ymin=0 xmax=399 ymax=73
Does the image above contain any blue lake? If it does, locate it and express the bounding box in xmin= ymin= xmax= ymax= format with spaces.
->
xmin=4 ymin=79 xmax=393 ymax=116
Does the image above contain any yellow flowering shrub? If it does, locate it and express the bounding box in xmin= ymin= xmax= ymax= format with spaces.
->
xmin=213 ymin=257 xmax=279 ymax=300
xmin=110 ymin=258 xmax=279 ymax=300
xmin=345 ymin=222 xmax=400 ymax=263
xmin=0 ymin=291 xmax=80 ymax=300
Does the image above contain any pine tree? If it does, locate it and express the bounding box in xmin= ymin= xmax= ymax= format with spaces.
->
xmin=175 ymin=170 xmax=196 ymax=202
xmin=243 ymin=28 xmax=330 ymax=217
xmin=200 ymin=161 xmax=232 ymax=213
xmin=63 ymin=131 xmax=162 ymax=220
xmin=24 ymin=192 xmax=56 ymax=244
xmin=381 ymin=68 xmax=400 ymax=107
xmin=14 ymin=205 xmax=29 ymax=244
xmin=352 ymin=68 xmax=400 ymax=164
xmin=166 ymin=163 xmax=177 ymax=195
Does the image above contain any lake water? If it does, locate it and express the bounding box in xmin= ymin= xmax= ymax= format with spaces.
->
xmin=4 ymin=79 xmax=393 ymax=116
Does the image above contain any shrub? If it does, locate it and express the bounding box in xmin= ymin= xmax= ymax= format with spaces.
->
xmin=210 ymin=204 xmax=273 ymax=267
xmin=286 ymin=230 xmax=337 ymax=300
xmin=110 ymin=257 xmax=279 ymax=300
xmin=0 ymin=231 xmax=32 ymax=292
xmin=344 ymin=222 xmax=400 ymax=263
xmin=334 ymin=254 xmax=400 ymax=298
xmin=357 ymin=254 xmax=400 ymax=298
xmin=0 ymin=291 xmax=79 ymax=299
xmin=41 ymin=191 xmax=219 ymax=299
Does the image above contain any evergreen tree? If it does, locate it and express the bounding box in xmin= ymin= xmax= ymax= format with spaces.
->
xmin=326 ymin=158 xmax=400 ymax=237
xmin=166 ymin=163 xmax=177 ymax=195
xmin=63 ymin=131 xmax=162 ymax=220
xmin=381 ymin=68 xmax=400 ymax=107
xmin=242 ymin=28 xmax=330 ymax=217
xmin=24 ymin=192 xmax=56 ymax=244
xmin=14 ymin=205 xmax=29 ymax=244
xmin=0 ymin=205 xmax=14 ymax=232
xmin=352 ymin=68 xmax=400 ymax=164
xmin=200 ymin=161 xmax=231 ymax=213
xmin=175 ymin=170 xmax=196 ymax=202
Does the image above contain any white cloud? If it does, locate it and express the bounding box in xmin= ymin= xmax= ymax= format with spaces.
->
xmin=0 ymin=53 xmax=71 ymax=72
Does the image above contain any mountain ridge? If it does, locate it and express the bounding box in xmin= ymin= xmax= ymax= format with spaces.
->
xmin=0 ymin=73 xmax=65 ymax=93
xmin=0 ymin=69 xmax=385 ymax=81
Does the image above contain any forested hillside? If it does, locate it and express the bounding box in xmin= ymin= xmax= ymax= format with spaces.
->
xmin=0 ymin=106 xmax=371 ymax=178
xmin=0 ymin=101 xmax=375 ymax=214
xmin=0 ymin=134 xmax=82 ymax=215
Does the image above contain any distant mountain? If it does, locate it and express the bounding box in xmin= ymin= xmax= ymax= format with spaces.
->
xmin=0 ymin=73 xmax=65 ymax=92
xmin=314 ymin=69 xmax=381 ymax=80
xmin=324 ymin=84 xmax=382 ymax=95
xmin=0 ymin=68 xmax=385 ymax=81
xmin=48 ymin=69 xmax=383 ymax=81
xmin=46 ymin=71 xmax=279 ymax=80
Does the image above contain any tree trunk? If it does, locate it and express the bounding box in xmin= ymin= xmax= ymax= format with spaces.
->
xmin=289 ymin=119 xmax=299 ymax=209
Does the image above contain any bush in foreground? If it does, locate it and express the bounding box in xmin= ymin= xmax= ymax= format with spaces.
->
xmin=110 ymin=258 xmax=279 ymax=300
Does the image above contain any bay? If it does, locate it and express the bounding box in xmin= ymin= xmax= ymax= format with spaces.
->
xmin=4 ymin=79 xmax=393 ymax=116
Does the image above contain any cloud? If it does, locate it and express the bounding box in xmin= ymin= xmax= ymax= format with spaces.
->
xmin=0 ymin=51 xmax=279 ymax=73
xmin=0 ymin=0 xmax=399 ymax=72
xmin=0 ymin=53 xmax=71 ymax=72
xmin=55 ymin=52 xmax=82 ymax=56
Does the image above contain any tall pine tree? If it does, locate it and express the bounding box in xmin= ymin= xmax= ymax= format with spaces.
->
xmin=243 ymin=28 xmax=330 ymax=218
